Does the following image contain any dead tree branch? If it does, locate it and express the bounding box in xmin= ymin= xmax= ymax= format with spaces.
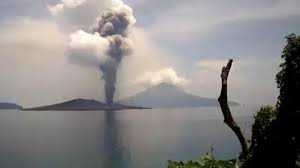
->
xmin=218 ymin=59 xmax=248 ymax=159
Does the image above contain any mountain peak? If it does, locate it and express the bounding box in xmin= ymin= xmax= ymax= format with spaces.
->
xmin=156 ymin=82 xmax=178 ymax=87
xmin=143 ymin=83 xmax=186 ymax=96
xmin=121 ymin=83 xmax=236 ymax=108
xmin=121 ymin=83 xmax=239 ymax=108
xmin=155 ymin=82 xmax=182 ymax=89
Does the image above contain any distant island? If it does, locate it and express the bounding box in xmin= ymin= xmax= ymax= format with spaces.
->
xmin=23 ymin=99 xmax=149 ymax=111
xmin=0 ymin=103 xmax=22 ymax=110
xmin=5 ymin=83 xmax=238 ymax=111
xmin=120 ymin=83 xmax=238 ymax=108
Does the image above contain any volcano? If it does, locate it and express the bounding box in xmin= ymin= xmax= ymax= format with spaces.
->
xmin=120 ymin=83 xmax=238 ymax=108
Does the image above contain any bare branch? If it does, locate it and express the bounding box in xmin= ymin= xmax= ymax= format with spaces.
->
xmin=218 ymin=59 xmax=248 ymax=159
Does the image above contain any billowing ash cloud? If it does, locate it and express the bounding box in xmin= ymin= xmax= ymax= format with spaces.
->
xmin=69 ymin=0 xmax=136 ymax=105
xmin=93 ymin=2 xmax=136 ymax=37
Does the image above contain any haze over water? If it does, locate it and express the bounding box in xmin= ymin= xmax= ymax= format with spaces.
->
xmin=0 ymin=106 xmax=254 ymax=168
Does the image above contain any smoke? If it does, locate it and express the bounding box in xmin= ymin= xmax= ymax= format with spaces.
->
xmin=69 ymin=0 xmax=136 ymax=105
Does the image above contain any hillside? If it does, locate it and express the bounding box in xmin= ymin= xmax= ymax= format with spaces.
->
xmin=120 ymin=83 xmax=238 ymax=108
xmin=0 ymin=103 xmax=22 ymax=110
xmin=23 ymin=99 xmax=149 ymax=111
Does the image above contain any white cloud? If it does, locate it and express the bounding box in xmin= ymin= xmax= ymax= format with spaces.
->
xmin=47 ymin=0 xmax=111 ymax=31
xmin=69 ymin=30 xmax=107 ymax=49
xmin=48 ymin=4 xmax=64 ymax=16
xmin=48 ymin=0 xmax=87 ymax=16
xmin=135 ymin=67 xmax=188 ymax=87
xmin=62 ymin=0 xmax=87 ymax=8
xmin=68 ymin=30 xmax=110 ymax=66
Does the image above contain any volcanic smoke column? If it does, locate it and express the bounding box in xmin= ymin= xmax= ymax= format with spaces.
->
xmin=94 ymin=3 xmax=135 ymax=105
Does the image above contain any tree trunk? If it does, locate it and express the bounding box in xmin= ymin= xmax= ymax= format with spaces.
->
xmin=218 ymin=59 xmax=248 ymax=159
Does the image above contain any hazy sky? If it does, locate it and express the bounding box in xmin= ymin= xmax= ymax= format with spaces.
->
xmin=0 ymin=0 xmax=300 ymax=107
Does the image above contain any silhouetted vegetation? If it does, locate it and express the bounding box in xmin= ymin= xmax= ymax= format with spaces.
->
xmin=168 ymin=34 xmax=300 ymax=168
xmin=243 ymin=106 xmax=278 ymax=167
xmin=249 ymin=106 xmax=278 ymax=153
xmin=168 ymin=150 xmax=235 ymax=168
xmin=244 ymin=33 xmax=299 ymax=168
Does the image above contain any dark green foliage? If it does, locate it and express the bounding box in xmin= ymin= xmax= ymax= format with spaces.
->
xmin=250 ymin=106 xmax=278 ymax=151
xmin=245 ymin=34 xmax=300 ymax=167
xmin=275 ymin=34 xmax=300 ymax=139
xmin=242 ymin=106 xmax=278 ymax=167
xmin=168 ymin=152 xmax=235 ymax=168
xmin=275 ymin=33 xmax=300 ymax=167
xmin=275 ymin=34 xmax=300 ymax=135
xmin=276 ymin=33 xmax=300 ymax=112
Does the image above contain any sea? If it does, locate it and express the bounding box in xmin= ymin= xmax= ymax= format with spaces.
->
xmin=0 ymin=106 xmax=257 ymax=168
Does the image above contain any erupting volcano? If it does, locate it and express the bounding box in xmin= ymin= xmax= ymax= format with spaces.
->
xmin=68 ymin=0 xmax=136 ymax=106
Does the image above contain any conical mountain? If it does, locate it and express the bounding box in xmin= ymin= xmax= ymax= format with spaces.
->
xmin=120 ymin=83 xmax=238 ymax=108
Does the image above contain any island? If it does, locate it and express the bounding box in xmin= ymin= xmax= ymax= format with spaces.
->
xmin=23 ymin=99 xmax=150 ymax=111
xmin=0 ymin=103 xmax=23 ymax=110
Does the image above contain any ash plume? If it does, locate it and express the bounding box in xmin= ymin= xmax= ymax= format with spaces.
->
xmin=99 ymin=35 xmax=132 ymax=105
xmin=95 ymin=2 xmax=135 ymax=105
xmin=68 ymin=0 xmax=136 ymax=105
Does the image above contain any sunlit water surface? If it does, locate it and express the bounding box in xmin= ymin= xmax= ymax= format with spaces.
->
xmin=0 ymin=106 xmax=256 ymax=168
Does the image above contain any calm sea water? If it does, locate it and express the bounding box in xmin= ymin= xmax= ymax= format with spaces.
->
xmin=0 ymin=106 xmax=256 ymax=168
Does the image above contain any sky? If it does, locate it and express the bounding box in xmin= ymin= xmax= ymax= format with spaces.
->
xmin=0 ymin=0 xmax=300 ymax=107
